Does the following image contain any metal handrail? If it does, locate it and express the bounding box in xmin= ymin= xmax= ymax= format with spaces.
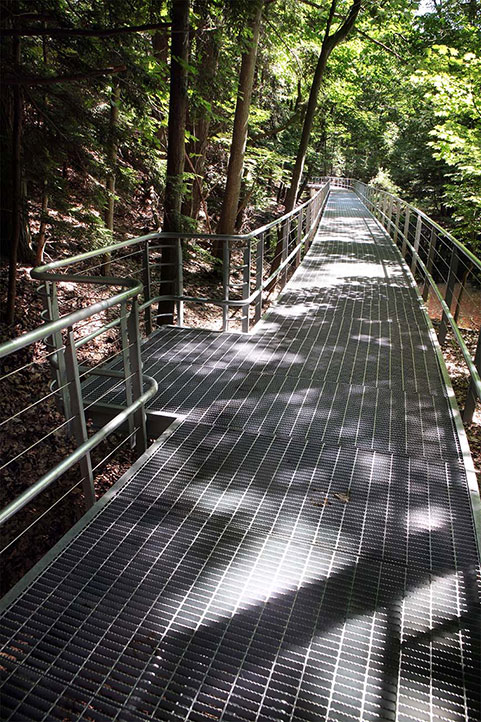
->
xmin=0 ymin=371 xmax=158 ymax=527
xmin=342 ymin=178 xmax=481 ymax=422
xmin=31 ymin=182 xmax=330 ymax=335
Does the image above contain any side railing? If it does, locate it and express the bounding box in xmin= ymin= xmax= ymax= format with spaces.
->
xmin=0 ymin=285 xmax=158 ymax=592
xmin=313 ymin=176 xmax=354 ymax=189
xmin=348 ymin=179 xmax=481 ymax=423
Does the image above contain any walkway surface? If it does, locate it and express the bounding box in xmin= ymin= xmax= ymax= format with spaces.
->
xmin=1 ymin=190 xmax=480 ymax=721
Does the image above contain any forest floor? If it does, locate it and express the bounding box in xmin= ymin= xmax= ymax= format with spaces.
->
xmin=1 ymin=260 xmax=480 ymax=596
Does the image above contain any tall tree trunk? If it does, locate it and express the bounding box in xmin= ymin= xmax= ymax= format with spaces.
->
xmin=182 ymin=14 xmax=219 ymax=224
xmin=6 ymin=33 xmax=23 ymax=324
xmin=284 ymin=0 xmax=362 ymax=213
xmin=102 ymin=82 xmax=120 ymax=275
xmin=157 ymin=0 xmax=189 ymax=326
xmin=215 ymin=0 xmax=264 ymax=244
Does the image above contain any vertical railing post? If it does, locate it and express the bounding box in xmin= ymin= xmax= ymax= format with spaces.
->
xmin=296 ymin=208 xmax=303 ymax=268
xmin=305 ymin=203 xmax=312 ymax=252
xmin=142 ymin=240 xmax=153 ymax=337
xmin=222 ymin=239 xmax=230 ymax=332
xmin=393 ymin=201 xmax=401 ymax=247
xmin=423 ymin=227 xmax=437 ymax=301
xmin=176 ymin=237 xmax=184 ymax=327
xmin=411 ymin=214 xmax=422 ymax=276
xmin=463 ymin=330 xmax=481 ymax=423
xmin=120 ymin=300 xmax=134 ymax=444
xmin=127 ymin=298 xmax=147 ymax=452
xmin=242 ymin=239 xmax=251 ymax=333
xmin=401 ymin=207 xmax=411 ymax=259
xmin=64 ymin=328 xmax=95 ymax=510
xmin=387 ymin=196 xmax=393 ymax=235
xmin=280 ymin=218 xmax=290 ymax=288
xmin=42 ymin=281 xmax=71 ymax=423
xmin=438 ymin=248 xmax=459 ymax=345
xmin=254 ymin=233 xmax=264 ymax=324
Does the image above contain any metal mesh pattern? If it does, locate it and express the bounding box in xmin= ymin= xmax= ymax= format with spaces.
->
xmin=2 ymin=190 xmax=480 ymax=721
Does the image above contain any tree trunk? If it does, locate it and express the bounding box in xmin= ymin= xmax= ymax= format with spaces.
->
xmin=157 ymin=0 xmax=189 ymax=326
xmin=215 ymin=0 xmax=264 ymax=246
xmin=283 ymin=0 xmax=362 ymax=213
xmin=35 ymin=182 xmax=49 ymax=266
xmin=182 ymin=10 xmax=219 ymax=224
xmin=102 ymin=82 xmax=120 ymax=275
xmin=5 ymin=32 xmax=24 ymax=324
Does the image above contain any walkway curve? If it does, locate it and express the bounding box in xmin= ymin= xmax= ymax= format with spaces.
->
xmin=1 ymin=190 xmax=479 ymax=722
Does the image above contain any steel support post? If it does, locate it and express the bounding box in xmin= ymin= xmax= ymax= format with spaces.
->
xmin=411 ymin=214 xmax=422 ymax=276
xmin=296 ymin=209 xmax=303 ymax=268
xmin=127 ymin=299 xmax=148 ymax=452
xmin=176 ymin=237 xmax=184 ymax=327
xmin=142 ymin=240 xmax=153 ymax=336
xmin=222 ymin=240 xmax=230 ymax=332
xmin=254 ymin=234 xmax=264 ymax=324
xmin=280 ymin=219 xmax=290 ymax=288
xmin=438 ymin=249 xmax=459 ymax=345
xmin=463 ymin=329 xmax=481 ymax=423
xmin=401 ymin=208 xmax=411 ymax=258
xmin=64 ymin=329 xmax=96 ymax=509
xmin=44 ymin=281 xmax=72 ymax=424
xmin=242 ymin=239 xmax=252 ymax=333
xmin=423 ymin=228 xmax=437 ymax=301
xmin=393 ymin=202 xmax=401 ymax=246
xmin=120 ymin=300 xmax=134 ymax=444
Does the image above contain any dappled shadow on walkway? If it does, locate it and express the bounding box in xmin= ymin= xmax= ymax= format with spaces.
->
xmin=1 ymin=190 xmax=479 ymax=721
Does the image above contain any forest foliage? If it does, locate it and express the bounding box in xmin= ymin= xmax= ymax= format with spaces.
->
xmin=1 ymin=0 xmax=480 ymax=322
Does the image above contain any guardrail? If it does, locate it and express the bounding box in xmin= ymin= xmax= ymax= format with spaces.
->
xmin=0 ymin=182 xmax=328 ymax=589
xmin=0 ymin=290 xmax=158 ymax=590
xmin=311 ymin=177 xmax=481 ymax=423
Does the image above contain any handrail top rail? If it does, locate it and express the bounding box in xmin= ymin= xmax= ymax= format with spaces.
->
xmin=0 ymin=281 xmax=142 ymax=360
xmin=30 ymin=183 xmax=330 ymax=279
xmin=311 ymin=178 xmax=481 ymax=274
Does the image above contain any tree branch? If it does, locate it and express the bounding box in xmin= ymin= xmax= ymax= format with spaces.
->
xmin=326 ymin=0 xmax=362 ymax=54
xmin=5 ymin=64 xmax=127 ymax=86
xmin=1 ymin=22 xmax=171 ymax=38
xmin=355 ymin=27 xmax=406 ymax=62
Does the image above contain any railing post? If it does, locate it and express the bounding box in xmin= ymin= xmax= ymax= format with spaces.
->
xmin=438 ymin=249 xmax=459 ymax=345
xmin=127 ymin=298 xmax=148 ymax=452
xmin=280 ymin=218 xmax=290 ymax=288
xmin=64 ymin=328 xmax=96 ymax=510
xmin=41 ymin=281 xmax=71 ymax=423
xmin=387 ymin=196 xmax=394 ymax=235
xmin=254 ymin=233 xmax=264 ymax=324
xmin=120 ymin=300 xmax=134 ymax=444
xmin=463 ymin=330 xmax=481 ymax=423
xmin=142 ymin=240 xmax=153 ymax=336
xmin=423 ymin=227 xmax=437 ymax=301
xmin=221 ymin=239 xmax=230 ymax=332
xmin=393 ymin=201 xmax=401 ymax=246
xmin=305 ymin=203 xmax=312 ymax=252
xmin=411 ymin=214 xmax=422 ymax=276
xmin=242 ymin=239 xmax=251 ymax=333
xmin=176 ymin=237 xmax=184 ymax=327
xmin=401 ymin=207 xmax=411 ymax=258
xmin=296 ymin=208 xmax=303 ymax=267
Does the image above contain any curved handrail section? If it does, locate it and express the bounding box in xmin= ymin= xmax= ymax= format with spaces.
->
xmin=31 ymin=181 xmax=330 ymax=335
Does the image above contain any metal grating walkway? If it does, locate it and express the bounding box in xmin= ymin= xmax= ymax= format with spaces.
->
xmin=1 ymin=190 xmax=480 ymax=721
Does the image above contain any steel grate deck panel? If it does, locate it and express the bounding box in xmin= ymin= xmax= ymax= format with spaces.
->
xmin=2 ymin=189 xmax=480 ymax=721
xmin=1 ymin=495 xmax=479 ymax=721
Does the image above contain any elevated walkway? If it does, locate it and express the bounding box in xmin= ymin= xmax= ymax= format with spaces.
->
xmin=1 ymin=190 xmax=480 ymax=721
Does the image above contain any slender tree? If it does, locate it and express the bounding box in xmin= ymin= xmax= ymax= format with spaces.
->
xmin=216 ymin=0 xmax=264 ymax=237
xmin=284 ymin=0 xmax=362 ymax=212
xmin=158 ymin=0 xmax=190 ymax=325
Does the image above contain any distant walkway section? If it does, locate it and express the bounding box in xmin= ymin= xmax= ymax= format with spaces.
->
xmin=1 ymin=190 xmax=479 ymax=722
